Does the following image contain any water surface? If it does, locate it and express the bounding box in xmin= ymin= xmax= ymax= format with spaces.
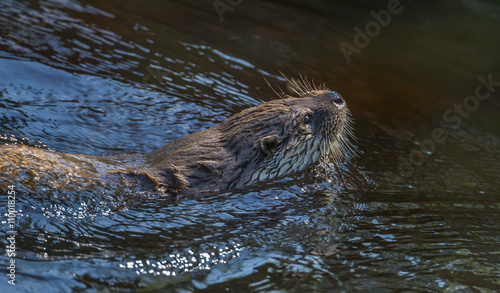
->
xmin=0 ymin=0 xmax=499 ymax=291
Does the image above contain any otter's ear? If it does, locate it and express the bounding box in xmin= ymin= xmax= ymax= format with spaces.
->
xmin=260 ymin=135 xmax=280 ymax=156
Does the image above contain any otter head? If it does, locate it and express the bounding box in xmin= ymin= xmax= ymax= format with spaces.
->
xmin=252 ymin=90 xmax=351 ymax=183
xmin=219 ymin=79 xmax=354 ymax=189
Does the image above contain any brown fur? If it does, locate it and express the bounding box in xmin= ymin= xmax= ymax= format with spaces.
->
xmin=0 ymin=80 xmax=352 ymax=198
xmin=142 ymin=89 xmax=350 ymax=197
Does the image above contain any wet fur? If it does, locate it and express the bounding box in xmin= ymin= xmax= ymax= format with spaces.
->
xmin=0 ymin=77 xmax=354 ymax=198
xmin=142 ymin=76 xmax=355 ymax=196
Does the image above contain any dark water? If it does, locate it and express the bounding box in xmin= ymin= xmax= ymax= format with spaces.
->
xmin=1 ymin=0 xmax=500 ymax=291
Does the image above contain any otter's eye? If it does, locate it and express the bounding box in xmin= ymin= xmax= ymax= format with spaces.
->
xmin=303 ymin=115 xmax=311 ymax=124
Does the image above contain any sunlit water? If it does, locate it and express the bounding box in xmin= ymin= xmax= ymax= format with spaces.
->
xmin=1 ymin=0 xmax=499 ymax=291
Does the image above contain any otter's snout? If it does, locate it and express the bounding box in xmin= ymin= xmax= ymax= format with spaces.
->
xmin=328 ymin=91 xmax=344 ymax=105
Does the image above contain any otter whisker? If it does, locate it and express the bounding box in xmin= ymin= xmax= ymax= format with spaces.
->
xmin=311 ymin=79 xmax=319 ymax=92
xmin=280 ymin=72 xmax=303 ymax=96
xmin=299 ymin=74 xmax=312 ymax=93
xmin=290 ymin=79 xmax=306 ymax=96
xmin=289 ymin=85 xmax=304 ymax=97
xmin=262 ymin=73 xmax=286 ymax=99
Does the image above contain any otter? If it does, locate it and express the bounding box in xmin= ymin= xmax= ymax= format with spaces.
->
xmin=0 ymin=78 xmax=354 ymax=198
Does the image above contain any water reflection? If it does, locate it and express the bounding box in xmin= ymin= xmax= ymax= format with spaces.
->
xmin=119 ymin=243 xmax=244 ymax=277
xmin=1 ymin=0 xmax=499 ymax=291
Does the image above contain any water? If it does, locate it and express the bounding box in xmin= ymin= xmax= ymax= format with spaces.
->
xmin=1 ymin=0 xmax=499 ymax=291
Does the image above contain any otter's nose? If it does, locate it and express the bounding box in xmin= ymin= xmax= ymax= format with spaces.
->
xmin=329 ymin=91 xmax=344 ymax=105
